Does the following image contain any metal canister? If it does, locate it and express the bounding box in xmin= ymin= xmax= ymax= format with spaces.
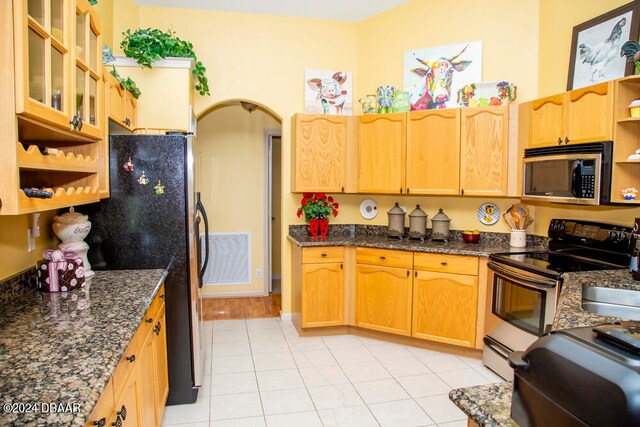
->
xmin=431 ymin=208 xmax=451 ymax=242
xmin=387 ymin=203 xmax=406 ymax=239
xmin=408 ymin=204 xmax=427 ymax=241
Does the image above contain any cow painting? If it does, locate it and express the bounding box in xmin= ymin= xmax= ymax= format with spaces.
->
xmin=403 ymin=41 xmax=482 ymax=111
xmin=306 ymin=72 xmax=349 ymax=115
xmin=410 ymin=45 xmax=472 ymax=110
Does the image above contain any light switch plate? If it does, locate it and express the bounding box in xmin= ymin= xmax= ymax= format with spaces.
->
xmin=256 ymin=268 xmax=263 ymax=279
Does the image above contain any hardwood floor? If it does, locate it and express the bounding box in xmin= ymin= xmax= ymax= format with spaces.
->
xmin=202 ymin=294 xmax=281 ymax=320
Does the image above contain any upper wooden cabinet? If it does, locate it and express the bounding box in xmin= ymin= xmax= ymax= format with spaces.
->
xmin=292 ymin=114 xmax=347 ymax=193
xmin=13 ymin=0 xmax=103 ymax=139
xmin=460 ymin=106 xmax=509 ymax=196
xmin=358 ymin=113 xmax=406 ymax=194
xmin=406 ymin=109 xmax=460 ymax=195
xmin=528 ymin=81 xmax=613 ymax=148
xmin=106 ymin=68 xmax=137 ymax=131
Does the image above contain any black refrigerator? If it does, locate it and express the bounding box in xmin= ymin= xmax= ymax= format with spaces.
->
xmin=85 ymin=134 xmax=209 ymax=405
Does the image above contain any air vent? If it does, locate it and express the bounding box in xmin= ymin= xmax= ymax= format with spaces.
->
xmin=202 ymin=232 xmax=251 ymax=285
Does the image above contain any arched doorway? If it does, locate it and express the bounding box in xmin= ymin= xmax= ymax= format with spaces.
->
xmin=195 ymin=100 xmax=283 ymax=317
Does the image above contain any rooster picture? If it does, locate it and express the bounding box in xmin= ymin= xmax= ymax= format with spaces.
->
xmin=578 ymin=17 xmax=627 ymax=81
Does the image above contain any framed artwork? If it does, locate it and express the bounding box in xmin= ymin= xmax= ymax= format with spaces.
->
xmin=567 ymin=1 xmax=640 ymax=90
xmin=403 ymin=41 xmax=482 ymax=110
xmin=304 ymin=69 xmax=353 ymax=115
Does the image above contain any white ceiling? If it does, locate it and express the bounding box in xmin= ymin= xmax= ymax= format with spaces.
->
xmin=131 ymin=0 xmax=412 ymax=22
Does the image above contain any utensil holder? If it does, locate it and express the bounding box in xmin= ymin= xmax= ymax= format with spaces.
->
xmin=510 ymin=229 xmax=527 ymax=248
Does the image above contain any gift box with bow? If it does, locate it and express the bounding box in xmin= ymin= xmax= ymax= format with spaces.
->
xmin=36 ymin=248 xmax=86 ymax=292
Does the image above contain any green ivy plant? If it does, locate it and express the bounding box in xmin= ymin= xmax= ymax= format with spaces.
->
xmin=110 ymin=67 xmax=141 ymax=98
xmin=120 ymin=28 xmax=210 ymax=96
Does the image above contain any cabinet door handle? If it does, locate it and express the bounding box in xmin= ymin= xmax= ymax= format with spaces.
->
xmin=321 ymin=253 xmax=328 ymax=257
xmin=341 ymin=186 xmax=344 ymax=193
xmin=77 ymin=117 xmax=83 ymax=131
xmin=93 ymin=418 xmax=106 ymax=427
xmin=69 ymin=115 xmax=78 ymax=129
xmin=406 ymin=270 xmax=410 ymax=277
xmin=407 ymin=188 xmax=410 ymax=194
xmin=115 ymin=405 xmax=127 ymax=421
xmin=340 ymin=263 xmax=343 ymax=270
xmin=379 ymin=256 xmax=386 ymax=260
xmin=565 ymin=137 xmax=569 ymax=144
xmin=441 ymin=261 xmax=448 ymax=266
xmin=400 ymin=188 xmax=403 ymax=193
xmin=558 ymin=137 xmax=562 ymax=145
xmin=160 ymin=294 xmax=166 ymax=300
xmin=461 ymin=188 xmax=464 ymax=196
xmin=146 ymin=318 xmax=153 ymax=323
xmin=154 ymin=322 xmax=162 ymax=335
xmin=126 ymin=355 xmax=136 ymax=363
xmin=110 ymin=417 xmax=122 ymax=427
xmin=414 ymin=271 xmax=417 ymax=278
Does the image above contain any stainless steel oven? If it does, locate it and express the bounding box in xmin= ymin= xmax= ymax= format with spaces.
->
xmin=483 ymin=261 xmax=560 ymax=380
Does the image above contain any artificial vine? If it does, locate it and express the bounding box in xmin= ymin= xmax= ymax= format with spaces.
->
xmin=110 ymin=67 xmax=141 ymax=98
xmin=120 ymin=28 xmax=210 ymax=96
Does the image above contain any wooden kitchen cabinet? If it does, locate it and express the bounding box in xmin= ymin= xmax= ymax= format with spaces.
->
xmin=611 ymin=75 xmax=640 ymax=204
xmin=528 ymin=81 xmax=613 ymax=148
xmin=13 ymin=0 xmax=103 ymax=139
xmin=86 ymin=286 xmax=167 ymax=427
xmin=460 ymin=106 xmax=509 ymax=196
xmin=412 ymin=270 xmax=478 ymax=348
xmin=357 ymin=113 xmax=406 ymax=194
xmin=106 ymin=68 xmax=138 ymax=131
xmin=292 ymin=114 xmax=347 ymax=193
xmin=356 ymin=262 xmax=413 ymax=336
xmin=406 ymin=109 xmax=460 ymax=195
xmin=300 ymin=247 xmax=344 ymax=328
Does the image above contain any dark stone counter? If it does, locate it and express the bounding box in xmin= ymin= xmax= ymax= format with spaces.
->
xmin=0 ymin=269 xmax=166 ymax=426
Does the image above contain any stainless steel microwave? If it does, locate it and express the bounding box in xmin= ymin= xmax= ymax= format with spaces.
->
xmin=522 ymin=141 xmax=612 ymax=205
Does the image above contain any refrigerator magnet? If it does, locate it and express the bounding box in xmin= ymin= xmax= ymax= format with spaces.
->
xmin=138 ymin=171 xmax=149 ymax=185
xmin=123 ymin=157 xmax=134 ymax=171
xmin=154 ymin=180 xmax=165 ymax=195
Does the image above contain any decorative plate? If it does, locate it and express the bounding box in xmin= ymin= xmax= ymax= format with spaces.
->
xmin=360 ymin=199 xmax=378 ymax=220
xmin=457 ymin=81 xmax=517 ymax=108
xmin=478 ymin=203 xmax=501 ymax=225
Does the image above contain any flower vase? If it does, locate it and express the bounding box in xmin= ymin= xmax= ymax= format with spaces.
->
xmin=392 ymin=91 xmax=411 ymax=112
xmin=318 ymin=217 xmax=329 ymax=238
xmin=635 ymin=61 xmax=640 ymax=75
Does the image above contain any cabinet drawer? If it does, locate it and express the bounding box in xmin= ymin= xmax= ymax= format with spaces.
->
xmin=302 ymin=247 xmax=344 ymax=264
xmin=414 ymin=253 xmax=478 ymax=275
xmin=148 ymin=284 xmax=166 ymax=320
xmin=112 ymin=319 xmax=149 ymax=398
xmin=356 ymin=248 xmax=413 ymax=269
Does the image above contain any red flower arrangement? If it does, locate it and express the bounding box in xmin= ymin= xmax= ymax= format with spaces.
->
xmin=297 ymin=193 xmax=339 ymax=222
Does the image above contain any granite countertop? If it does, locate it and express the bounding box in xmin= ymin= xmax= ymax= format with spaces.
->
xmin=288 ymin=225 xmax=548 ymax=257
xmin=0 ymin=269 xmax=167 ymax=426
xmin=449 ymin=382 xmax=516 ymax=427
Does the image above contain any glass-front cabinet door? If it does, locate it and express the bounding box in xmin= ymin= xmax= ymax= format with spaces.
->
xmin=14 ymin=0 xmax=102 ymax=139
xmin=15 ymin=0 xmax=72 ymax=127
xmin=72 ymin=0 xmax=102 ymax=138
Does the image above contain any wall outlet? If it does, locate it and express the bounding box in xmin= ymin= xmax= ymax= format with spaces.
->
xmin=27 ymin=229 xmax=36 ymax=252
xmin=256 ymin=268 xmax=263 ymax=279
xmin=31 ymin=213 xmax=41 ymax=238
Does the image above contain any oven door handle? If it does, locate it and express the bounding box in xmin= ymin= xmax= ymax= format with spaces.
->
xmin=488 ymin=262 xmax=558 ymax=289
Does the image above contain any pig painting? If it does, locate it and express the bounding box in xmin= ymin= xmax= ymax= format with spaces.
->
xmin=304 ymin=70 xmax=353 ymax=115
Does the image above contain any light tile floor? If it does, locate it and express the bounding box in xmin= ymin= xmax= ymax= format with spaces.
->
xmin=161 ymin=318 xmax=503 ymax=427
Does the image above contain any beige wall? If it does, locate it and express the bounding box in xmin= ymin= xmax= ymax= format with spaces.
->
xmin=0 ymin=211 xmax=59 ymax=279
xmin=94 ymin=0 xmax=140 ymax=53
xmin=197 ymin=105 xmax=280 ymax=295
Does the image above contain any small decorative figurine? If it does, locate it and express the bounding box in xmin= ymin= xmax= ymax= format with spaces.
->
xmin=628 ymin=149 xmax=640 ymax=161
xmin=359 ymin=94 xmax=380 ymax=114
xmin=377 ymin=85 xmax=396 ymax=114
xmin=138 ymin=171 xmax=149 ymax=185
xmin=123 ymin=157 xmax=134 ymax=171
xmin=154 ymin=180 xmax=165 ymax=195
xmin=102 ymin=44 xmax=115 ymax=64
xmin=623 ymin=187 xmax=638 ymax=200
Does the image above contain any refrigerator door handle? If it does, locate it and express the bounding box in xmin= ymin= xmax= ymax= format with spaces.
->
xmin=196 ymin=196 xmax=209 ymax=288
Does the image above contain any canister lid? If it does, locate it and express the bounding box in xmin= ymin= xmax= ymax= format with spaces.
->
xmin=409 ymin=204 xmax=427 ymax=218
xmin=388 ymin=202 xmax=405 ymax=215
xmin=431 ymin=208 xmax=450 ymax=222
xmin=53 ymin=207 xmax=89 ymax=225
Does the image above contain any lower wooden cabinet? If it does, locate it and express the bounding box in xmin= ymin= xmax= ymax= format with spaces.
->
xmin=355 ymin=264 xmax=413 ymax=336
xmin=412 ymin=270 xmax=478 ymax=347
xmin=86 ymin=285 xmax=168 ymax=427
xmin=302 ymin=262 xmax=344 ymax=327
